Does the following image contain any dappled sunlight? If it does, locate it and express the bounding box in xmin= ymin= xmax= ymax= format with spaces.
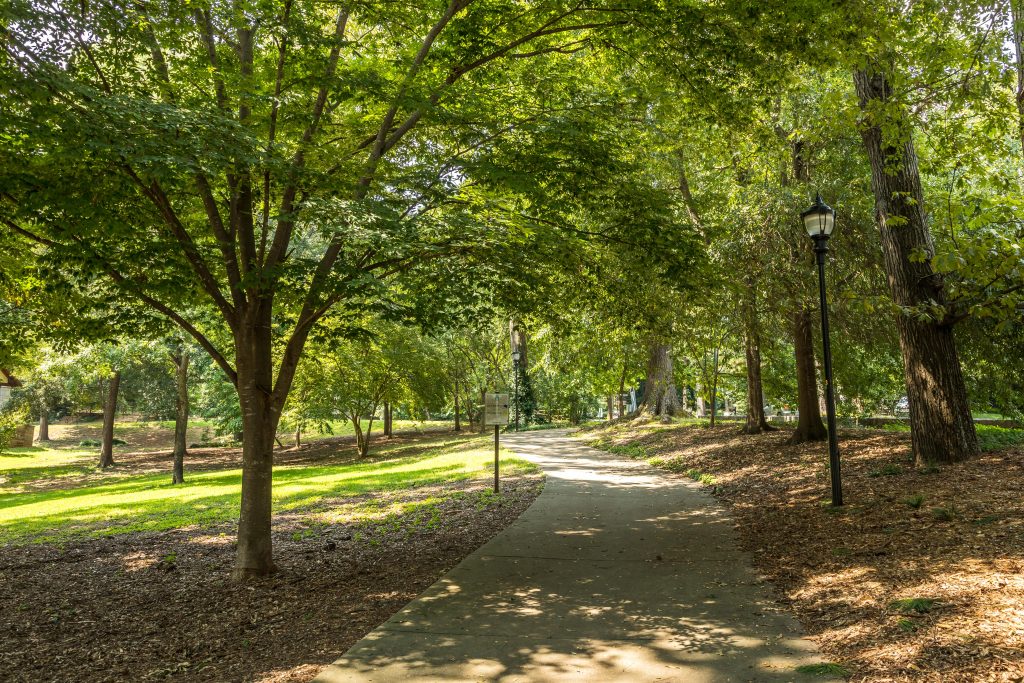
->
xmin=0 ymin=438 xmax=539 ymax=543
xmin=579 ymin=420 xmax=1024 ymax=680
xmin=319 ymin=429 xmax=835 ymax=682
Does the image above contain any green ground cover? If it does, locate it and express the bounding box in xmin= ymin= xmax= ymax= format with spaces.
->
xmin=0 ymin=447 xmax=96 ymax=488
xmin=0 ymin=435 xmax=536 ymax=544
xmin=881 ymin=423 xmax=1024 ymax=451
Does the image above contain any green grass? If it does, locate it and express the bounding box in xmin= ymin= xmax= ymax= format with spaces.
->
xmin=896 ymin=618 xmax=918 ymax=633
xmin=869 ymin=463 xmax=903 ymax=477
xmin=882 ymin=423 xmax=1024 ymax=452
xmin=889 ymin=598 xmax=936 ymax=614
xmin=300 ymin=419 xmax=450 ymax=441
xmin=903 ymin=494 xmax=925 ymax=509
xmin=605 ymin=443 xmax=648 ymax=459
xmin=0 ymin=436 xmax=537 ymax=544
xmin=0 ymin=447 xmax=97 ymax=488
xmin=684 ymin=468 xmax=716 ymax=486
xmin=976 ymin=425 xmax=1024 ymax=452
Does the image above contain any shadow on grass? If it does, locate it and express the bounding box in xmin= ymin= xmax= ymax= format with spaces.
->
xmin=0 ymin=440 xmax=533 ymax=543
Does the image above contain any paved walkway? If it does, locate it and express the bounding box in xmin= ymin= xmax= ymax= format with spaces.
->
xmin=315 ymin=430 xmax=835 ymax=682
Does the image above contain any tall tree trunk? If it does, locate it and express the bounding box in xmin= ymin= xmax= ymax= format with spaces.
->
xmin=172 ymin=351 xmax=189 ymax=484
xmin=606 ymin=395 xmax=614 ymax=421
xmin=37 ymin=409 xmax=50 ymax=442
xmin=695 ymin=383 xmax=705 ymax=417
xmin=854 ymin=66 xmax=978 ymax=464
xmin=638 ymin=341 xmax=682 ymax=421
xmin=741 ymin=285 xmax=776 ymax=434
xmin=453 ymin=379 xmax=461 ymax=433
xmin=233 ymin=310 xmax=286 ymax=580
xmin=383 ymin=401 xmax=392 ymax=438
xmin=99 ymin=371 xmax=120 ymax=468
xmin=790 ymin=308 xmax=827 ymax=443
xmin=786 ymin=133 xmax=825 ymax=445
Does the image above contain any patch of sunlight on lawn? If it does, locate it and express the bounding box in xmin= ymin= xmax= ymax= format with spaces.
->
xmin=0 ymin=437 xmax=535 ymax=544
xmin=0 ymin=447 xmax=97 ymax=489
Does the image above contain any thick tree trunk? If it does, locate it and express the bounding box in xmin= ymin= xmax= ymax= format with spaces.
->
xmin=294 ymin=428 xmax=301 ymax=449
xmin=790 ymin=308 xmax=827 ymax=443
xmin=639 ymin=341 xmax=682 ymax=421
xmin=741 ymin=287 xmax=776 ymax=434
xmin=606 ymin=395 xmax=614 ymax=421
xmin=37 ymin=410 xmax=50 ymax=442
xmin=233 ymin=309 xmax=286 ymax=580
xmin=854 ymin=66 xmax=978 ymax=464
xmin=99 ymin=371 xmax=120 ymax=468
xmin=172 ymin=352 xmax=189 ymax=484
xmin=383 ymin=401 xmax=392 ymax=438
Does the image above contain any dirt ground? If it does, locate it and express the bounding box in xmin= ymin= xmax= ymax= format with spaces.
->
xmin=588 ymin=423 xmax=1024 ymax=682
xmin=0 ymin=438 xmax=543 ymax=682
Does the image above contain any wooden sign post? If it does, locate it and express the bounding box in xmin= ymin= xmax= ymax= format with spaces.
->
xmin=483 ymin=393 xmax=510 ymax=492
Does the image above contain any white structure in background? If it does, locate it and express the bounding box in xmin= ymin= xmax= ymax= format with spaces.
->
xmin=0 ymin=369 xmax=21 ymax=410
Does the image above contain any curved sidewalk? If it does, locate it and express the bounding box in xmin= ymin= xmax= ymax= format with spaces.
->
xmin=315 ymin=430 xmax=836 ymax=682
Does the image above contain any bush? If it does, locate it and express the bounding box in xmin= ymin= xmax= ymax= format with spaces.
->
xmin=0 ymin=404 xmax=31 ymax=453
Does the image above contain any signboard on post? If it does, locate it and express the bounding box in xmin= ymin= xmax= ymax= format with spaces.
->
xmin=483 ymin=393 xmax=509 ymax=492
xmin=483 ymin=393 xmax=510 ymax=426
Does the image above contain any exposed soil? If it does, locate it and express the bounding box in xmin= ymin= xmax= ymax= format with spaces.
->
xmin=0 ymin=442 xmax=543 ymax=682
xmin=586 ymin=423 xmax=1024 ymax=682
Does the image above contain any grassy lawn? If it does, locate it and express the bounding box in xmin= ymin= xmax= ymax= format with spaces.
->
xmin=0 ymin=447 xmax=97 ymax=488
xmin=0 ymin=434 xmax=535 ymax=544
xmin=298 ymin=419 xmax=450 ymax=441
xmin=880 ymin=422 xmax=1024 ymax=451
xmin=37 ymin=418 xmax=452 ymax=451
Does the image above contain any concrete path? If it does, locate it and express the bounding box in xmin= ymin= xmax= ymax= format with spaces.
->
xmin=315 ymin=430 xmax=836 ymax=682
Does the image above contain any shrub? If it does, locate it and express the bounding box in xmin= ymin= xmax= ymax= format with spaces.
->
xmin=0 ymin=404 xmax=31 ymax=453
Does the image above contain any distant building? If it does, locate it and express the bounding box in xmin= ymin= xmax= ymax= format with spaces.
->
xmin=0 ymin=369 xmax=22 ymax=410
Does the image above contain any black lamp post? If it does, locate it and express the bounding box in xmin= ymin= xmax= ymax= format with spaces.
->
xmin=511 ymin=349 xmax=521 ymax=432
xmin=801 ymin=193 xmax=843 ymax=507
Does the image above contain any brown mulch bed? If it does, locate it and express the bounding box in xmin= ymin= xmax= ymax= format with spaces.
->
xmin=588 ymin=423 xmax=1024 ymax=682
xmin=0 ymin=475 xmax=543 ymax=682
